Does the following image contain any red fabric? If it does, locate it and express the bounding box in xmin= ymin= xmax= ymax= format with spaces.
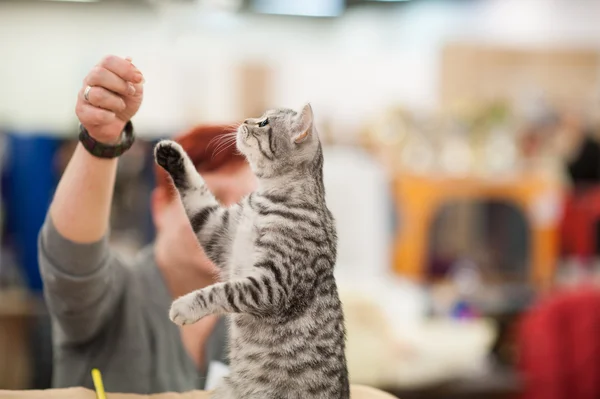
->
xmin=517 ymin=288 xmax=600 ymax=399
xmin=560 ymin=187 xmax=600 ymax=260
xmin=153 ymin=124 xmax=247 ymax=200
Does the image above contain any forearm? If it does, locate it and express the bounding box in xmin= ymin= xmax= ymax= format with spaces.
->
xmin=205 ymin=277 xmax=283 ymax=316
xmin=49 ymin=142 xmax=119 ymax=243
xmin=169 ymin=275 xmax=282 ymax=325
xmin=41 ymin=141 xmax=128 ymax=346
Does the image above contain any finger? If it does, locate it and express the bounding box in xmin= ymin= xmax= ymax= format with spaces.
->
xmin=80 ymin=86 xmax=126 ymax=113
xmin=85 ymin=66 xmax=136 ymax=97
xmin=98 ymin=55 xmax=143 ymax=84
xmin=76 ymin=103 xmax=116 ymax=127
xmin=125 ymin=56 xmax=139 ymax=74
xmin=130 ymin=81 xmax=144 ymax=98
xmin=125 ymin=57 xmax=144 ymax=81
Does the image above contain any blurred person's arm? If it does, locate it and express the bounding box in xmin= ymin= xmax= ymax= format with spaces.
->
xmin=51 ymin=54 xmax=143 ymax=242
xmin=39 ymin=55 xmax=144 ymax=345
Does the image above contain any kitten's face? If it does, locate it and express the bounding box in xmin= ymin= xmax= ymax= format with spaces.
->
xmin=236 ymin=104 xmax=319 ymax=175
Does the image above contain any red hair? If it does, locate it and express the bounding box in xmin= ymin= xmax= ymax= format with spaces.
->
xmin=154 ymin=124 xmax=247 ymax=199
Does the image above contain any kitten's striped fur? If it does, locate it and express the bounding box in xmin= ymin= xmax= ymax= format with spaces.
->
xmin=154 ymin=104 xmax=349 ymax=399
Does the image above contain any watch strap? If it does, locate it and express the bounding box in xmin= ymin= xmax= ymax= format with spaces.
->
xmin=78 ymin=121 xmax=135 ymax=159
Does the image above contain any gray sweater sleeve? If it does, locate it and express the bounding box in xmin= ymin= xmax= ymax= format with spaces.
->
xmin=38 ymin=216 xmax=129 ymax=346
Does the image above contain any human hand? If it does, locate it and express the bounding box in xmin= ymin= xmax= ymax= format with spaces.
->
xmin=75 ymin=55 xmax=144 ymax=144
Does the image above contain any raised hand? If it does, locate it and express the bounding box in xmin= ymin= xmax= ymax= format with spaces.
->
xmin=75 ymin=55 xmax=144 ymax=144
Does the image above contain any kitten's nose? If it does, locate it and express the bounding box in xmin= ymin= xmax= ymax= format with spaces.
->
xmin=244 ymin=119 xmax=250 ymax=124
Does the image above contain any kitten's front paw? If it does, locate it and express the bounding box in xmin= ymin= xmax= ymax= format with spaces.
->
xmin=169 ymin=292 xmax=206 ymax=326
xmin=154 ymin=140 xmax=185 ymax=174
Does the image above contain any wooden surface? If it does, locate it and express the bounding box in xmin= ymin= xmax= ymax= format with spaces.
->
xmin=0 ymin=385 xmax=398 ymax=399
xmin=441 ymin=43 xmax=600 ymax=109
xmin=0 ymin=388 xmax=211 ymax=399
xmin=238 ymin=62 xmax=273 ymax=119
xmin=384 ymin=365 xmax=521 ymax=399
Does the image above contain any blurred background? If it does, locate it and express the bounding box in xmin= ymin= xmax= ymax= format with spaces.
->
xmin=2 ymin=0 xmax=600 ymax=398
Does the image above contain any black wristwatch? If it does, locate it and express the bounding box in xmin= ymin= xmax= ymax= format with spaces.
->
xmin=78 ymin=120 xmax=135 ymax=159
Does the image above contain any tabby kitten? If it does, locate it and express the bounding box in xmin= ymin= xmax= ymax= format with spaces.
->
xmin=154 ymin=103 xmax=349 ymax=399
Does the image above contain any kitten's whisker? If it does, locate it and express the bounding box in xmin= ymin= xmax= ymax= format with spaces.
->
xmin=208 ymin=135 xmax=223 ymax=148
xmin=210 ymin=137 xmax=237 ymax=159
xmin=213 ymin=142 xmax=236 ymax=159
xmin=208 ymin=132 xmax=237 ymax=149
xmin=209 ymin=136 xmax=237 ymax=155
xmin=211 ymin=137 xmax=237 ymax=155
xmin=223 ymin=122 xmax=242 ymax=131
xmin=213 ymin=141 xmax=236 ymax=159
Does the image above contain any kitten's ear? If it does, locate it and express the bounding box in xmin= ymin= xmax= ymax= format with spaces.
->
xmin=293 ymin=103 xmax=314 ymax=144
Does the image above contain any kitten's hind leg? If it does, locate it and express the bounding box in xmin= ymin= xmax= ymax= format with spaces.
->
xmin=154 ymin=140 xmax=234 ymax=267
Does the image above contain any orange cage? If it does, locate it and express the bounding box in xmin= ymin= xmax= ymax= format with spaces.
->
xmin=390 ymin=172 xmax=563 ymax=287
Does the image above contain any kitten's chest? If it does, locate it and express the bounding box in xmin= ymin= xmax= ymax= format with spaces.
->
xmin=229 ymin=210 xmax=258 ymax=278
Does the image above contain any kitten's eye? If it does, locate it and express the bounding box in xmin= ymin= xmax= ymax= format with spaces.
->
xmin=258 ymin=118 xmax=269 ymax=128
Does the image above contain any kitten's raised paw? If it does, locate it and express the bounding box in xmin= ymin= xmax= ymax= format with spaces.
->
xmin=154 ymin=140 xmax=185 ymax=174
xmin=169 ymin=292 xmax=206 ymax=326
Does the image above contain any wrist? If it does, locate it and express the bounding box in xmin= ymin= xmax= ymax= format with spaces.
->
xmin=78 ymin=121 xmax=135 ymax=159
xmin=86 ymin=122 xmax=127 ymax=145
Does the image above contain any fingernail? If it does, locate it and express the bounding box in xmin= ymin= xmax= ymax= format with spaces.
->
xmin=133 ymin=73 xmax=143 ymax=83
xmin=128 ymin=83 xmax=136 ymax=95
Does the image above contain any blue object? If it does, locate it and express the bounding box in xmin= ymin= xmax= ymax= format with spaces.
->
xmin=450 ymin=300 xmax=477 ymax=320
xmin=3 ymin=132 xmax=61 ymax=292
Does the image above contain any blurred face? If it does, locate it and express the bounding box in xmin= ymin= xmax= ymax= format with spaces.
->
xmin=152 ymin=162 xmax=257 ymax=275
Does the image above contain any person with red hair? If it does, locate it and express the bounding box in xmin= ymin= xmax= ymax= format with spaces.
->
xmin=37 ymin=55 xmax=256 ymax=393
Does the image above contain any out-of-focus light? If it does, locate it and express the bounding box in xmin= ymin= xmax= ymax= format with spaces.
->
xmin=199 ymin=0 xmax=243 ymax=12
xmin=41 ymin=0 xmax=99 ymax=2
xmin=250 ymin=0 xmax=344 ymax=17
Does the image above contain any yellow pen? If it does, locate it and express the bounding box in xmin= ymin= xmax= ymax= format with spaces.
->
xmin=91 ymin=368 xmax=107 ymax=399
